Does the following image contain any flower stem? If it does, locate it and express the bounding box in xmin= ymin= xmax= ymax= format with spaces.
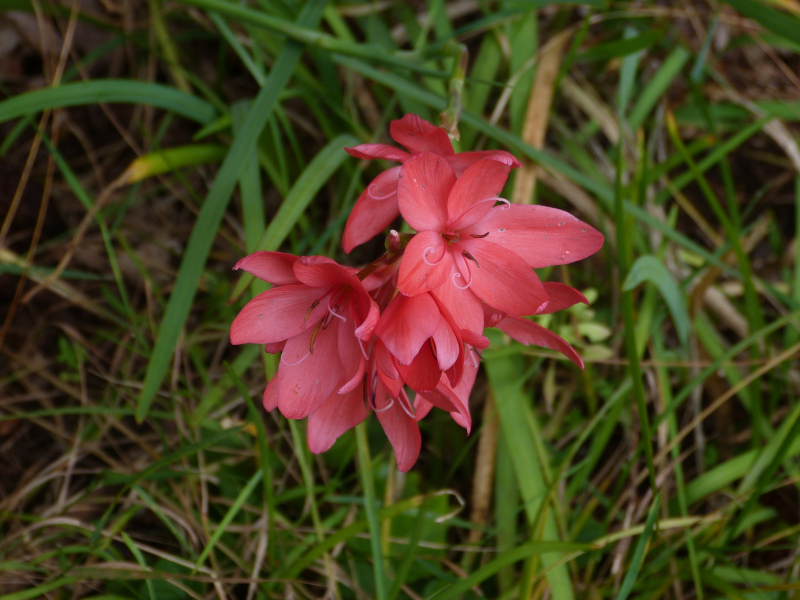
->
xmin=355 ymin=422 xmax=388 ymax=600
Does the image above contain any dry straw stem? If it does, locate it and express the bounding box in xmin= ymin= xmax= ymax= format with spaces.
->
xmin=512 ymin=30 xmax=571 ymax=204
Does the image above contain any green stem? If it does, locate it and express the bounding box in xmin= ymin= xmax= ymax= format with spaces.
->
xmin=356 ymin=423 xmax=388 ymax=600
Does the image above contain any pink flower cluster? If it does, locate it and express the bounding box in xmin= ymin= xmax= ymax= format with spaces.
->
xmin=230 ymin=114 xmax=603 ymax=471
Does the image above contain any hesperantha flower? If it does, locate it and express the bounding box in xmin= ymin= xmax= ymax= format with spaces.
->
xmin=395 ymin=152 xmax=604 ymax=317
xmin=230 ymin=112 xmax=605 ymax=472
xmin=342 ymin=114 xmax=520 ymax=253
xmin=230 ymin=252 xmax=379 ymax=419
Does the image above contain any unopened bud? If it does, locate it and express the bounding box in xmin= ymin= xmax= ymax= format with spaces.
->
xmin=385 ymin=230 xmax=402 ymax=254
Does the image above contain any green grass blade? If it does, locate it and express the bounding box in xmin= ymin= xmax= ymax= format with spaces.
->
xmin=0 ymin=80 xmax=217 ymax=125
xmin=192 ymin=469 xmax=263 ymax=572
xmin=356 ymin=422 xmax=388 ymax=600
xmin=622 ymin=255 xmax=690 ymax=345
xmin=485 ymin=337 xmax=575 ymax=600
xmin=230 ymin=134 xmax=357 ymax=299
xmin=428 ymin=542 xmax=592 ymax=600
xmin=136 ymin=0 xmax=329 ymax=421
xmin=615 ymin=492 xmax=661 ymax=600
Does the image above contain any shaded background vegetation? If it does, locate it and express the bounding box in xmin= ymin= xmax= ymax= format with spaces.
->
xmin=2 ymin=0 xmax=800 ymax=598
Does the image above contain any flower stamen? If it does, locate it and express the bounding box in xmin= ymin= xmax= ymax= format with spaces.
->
xmin=368 ymin=183 xmax=395 ymax=200
xmin=374 ymin=397 xmax=395 ymax=412
xmin=281 ymin=351 xmax=310 ymax=366
xmin=453 ymin=272 xmax=472 ymax=290
xmin=423 ymin=246 xmax=444 ymax=266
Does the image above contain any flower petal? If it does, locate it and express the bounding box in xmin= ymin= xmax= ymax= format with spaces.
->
xmin=342 ymin=166 xmax=402 ymax=253
xmin=447 ymin=157 xmax=512 ymax=226
xmin=277 ymin=321 xmax=342 ymax=419
xmin=536 ymin=282 xmax=589 ymax=314
xmin=397 ymin=231 xmax=453 ymax=295
xmin=457 ymin=238 xmax=549 ymax=316
xmin=420 ymin=379 xmax=471 ymax=433
xmin=413 ymin=396 xmax=434 ymax=421
xmin=338 ymin=315 xmax=366 ymax=394
xmin=264 ymin=341 xmax=285 ymax=353
xmin=445 ymin=149 xmax=521 ymax=176
xmin=497 ymin=315 xmax=584 ymax=369
xmin=345 ymin=143 xmax=409 ymax=163
xmin=293 ymin=256 xmax=358 ymax=289
xmin=375 ymin=293 xmax=441 ymax=366
xmin=234 ymin=251 xmax=299 ymax=285
xmin=431 ymin=318 xmax=460 ymax=371
xmin=390 ymin=114 xmax=454 ymax=156
xmin=397 ymin=341 xmax=441 ymax=393
xmin=263 ymin=373 xmax=280 ymax=411
xmin=397 ymin=153 xmax=454 ymax=232
xmin=307 ymin=385 xmax=370 ymax=454
xmin=464 ymin=205 xmax=604 ymax=268
xmin=375 ymin=386 xmax=422 ymax=472
xmin=430 ymin=266 xmax=484 ymax=334
xmin=230 ymin=285 xmax=328 ymax=345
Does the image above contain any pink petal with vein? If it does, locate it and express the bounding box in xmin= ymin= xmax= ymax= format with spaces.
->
xmin=536 ymin=282 xmax=589 ymax=314
xmin=342 ymin=166 xmax=402 ymax=253
xmin=430 ymin=266 xmax=484 ymax=333
xmin=390 ymin=114 xmax=454 ymax=156
xmin=230 ymin=285 xmax=328 ymax=345
xmin=397 ymin=231 xmax=453 ymax=295
xmin=431 ymin=318 xmax=460 ymax=371
xmin=307 ymin=384 xmax=370 ymax=454
xmin=457 ymin=238 xmax=549 ymax=316
xmin=263 ymin=373 xmax=280 ymax=411
xmin=338 ymin=317 xmax=366 ymax=393
xmin=293 ymin=257 xmax=357 ymax=289
xmin=277 ymin=322 xmax=342 ymax=419
xmin=375 ymin=386 xmax=421 ymax=472
xmin=465 ymin=205 xmax=604 ymax=268
xmin=345 ymin=143 xmax=409 ymax=162
xmin=264 ymin=341 xmax=285 ymax=354
xmin=447 ymin=158 xmax=511 ymax=225
xmin=445 ymin=150 xmax=521 ymax=175
xmin=497 ymin=315 xmax=584 ymax=369
xmin=397 ymin=153 xmax=454 ymax=232
xmin=234 ymin=251 xmax=299 ymax=285
xmin=397 ymin=342 xmax=441 ymax=393
xmin=375 ymin=293 xmax=441 ymax=366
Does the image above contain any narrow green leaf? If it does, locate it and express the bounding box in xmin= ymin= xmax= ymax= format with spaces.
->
xmin=628 ymin=46 xmax=690 ymax=129
xmin=230 ymin=134 xmax=357 ymax=300
xmin=578 ymin=29 xmax=664 ymax=63
xmin=616 ymin=493 xmax=661 ymax=600
xmin=485 ymin=340 xmax=575 ymax=600
xmin=136 ymin=0 xmax=329 ymax=422
xmin=193 ymin=469 xmax=263 ymax=573
xmin=428 ymin=542 xmax=592 ymax=600
xmin=723 ymin=0 xmax=800 ymax=47
xmin=622 ymin=255 xmax=690 ymax=345
xmin=0 ymin=80 xmax=217 ymax=125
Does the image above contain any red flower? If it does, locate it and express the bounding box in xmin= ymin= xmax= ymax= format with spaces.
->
xmin=483 ymin=282 xmax=591 ymax=368
xmin=231 ymin=252 xmax=378 ymax=420
xmin=343 ymin=114 xmax=520 ymax=253
xmin=396 ymin=152 xmax=604 ymax=316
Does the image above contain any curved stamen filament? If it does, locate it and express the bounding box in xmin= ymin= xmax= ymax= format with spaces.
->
xmin=281 ymin=351 xmax=310 ymax=366
xmin=374 ymin=397 xmax=395 ymax=412
xmin=327 ymin=303 xmax=346 ymax=322
xmin=357 ymin=337 xmax=369 ymax=360
xmin=368 ymin=183 xmax=395 ymax=200
xmin=453 ymin=272 xmax=472 ymax=290
xmin=397 ymin=390 xmax=416 ymax=419
xmin=469 ymin=348 xmax=480 ymax=368
xmin=423 ymin=246 xmax=445 ymax=266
